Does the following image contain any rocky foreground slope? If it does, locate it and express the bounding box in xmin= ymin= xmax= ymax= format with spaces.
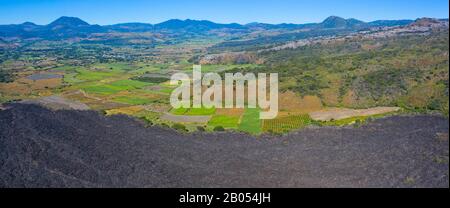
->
xmin=0 ymin=104 xmax=448 ymax=188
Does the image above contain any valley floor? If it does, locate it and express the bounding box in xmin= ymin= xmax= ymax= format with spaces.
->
xmin=0 ymin=104 xmax=448 ymax=188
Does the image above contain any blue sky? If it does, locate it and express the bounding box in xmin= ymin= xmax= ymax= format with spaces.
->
xmin=0 ymin=0 xmax=448 ymax=25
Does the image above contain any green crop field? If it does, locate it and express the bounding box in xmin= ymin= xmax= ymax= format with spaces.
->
xmin=208 ymin=115 xmax=240 ymax=129
xmin=110 ymin=79 xmax=152 ymax=89
xmin=171 ymin=106 xmax=216 ymax=116
xmin=63 ymin=73 xmax=84 ymax=84
xmin=239 ymin=108 xmax=262 ymax=134
xmin=185 ymin=107 xmax=216 ymax=116
xmin=82 ymin=84 xmax=123 ymax=95
xmin=75 ymin=69 xmax=122 ymax=81
xmin=170 ymin=107 xmax=188 ymax=115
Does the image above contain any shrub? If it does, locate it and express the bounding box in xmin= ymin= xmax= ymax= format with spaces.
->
xmin=0 ymin=70 xmax=13 ymax=83
xmin=213 ymin=126 xmax=225 ymax=132
xmin=427 ymin=99 xmax=441 ymax=111
xmin=196 ymin=126 xmax=206 ymax=132
xmin=172 ymin=123 xmax=187 ymax=132
xmin=353 ymin=119 xmax=362 ymax=127
xmin=142 ymin=118 xmax=153 ymax=126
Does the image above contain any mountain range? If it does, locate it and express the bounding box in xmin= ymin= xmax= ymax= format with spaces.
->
xmin=0 ymin=16 xmax=420 ymax=40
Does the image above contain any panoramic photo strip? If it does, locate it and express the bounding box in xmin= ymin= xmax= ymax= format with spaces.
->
xmin=0 ymin=0 xmax=449 ymax=203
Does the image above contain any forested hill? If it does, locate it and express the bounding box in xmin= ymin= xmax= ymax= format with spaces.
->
xmin=223 ymin=23 xmax=449 ymax=115
xmin=0 ymin=16 xmax=415 ymax=40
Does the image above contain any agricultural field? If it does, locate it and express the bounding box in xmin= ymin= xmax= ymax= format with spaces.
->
xmin=208 ymin=115 xmax=240 ymax=129
xmin=0 ymin=59 xmax=436 ymax=135
xmin=262 ymin=114 xmax=313 ymax=134
xmin=170 ymin=106 xmax=216 ymax=116
xmin=0 ymin=59 xmax=433 ymax=135
xmin=0 ymin=17 xmax=448 ymax=135
xmin=239 ymin=108 xmax=262 ymax=134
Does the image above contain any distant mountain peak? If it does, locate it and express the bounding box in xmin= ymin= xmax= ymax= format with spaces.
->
xmin=164 ymin=19 xmax=185 ymax=23
xmin=155 ymin=19 xmax=243 ymax=30
xmin=322 ymin=16 xmax=347 ymax=24
xmin=160 ymin=19 xmax=214 ymax=25
xmin=323 ymin=16 xmax=346 ymax=22
xmin=21 ymin=22 xmax=37 ymax=26
xmin=321 ymin=16 xmax=366 ymax=28
xmin=48 ymin=16 xmax=90 ymax=27
xmin=321 ymin=16 xmax=347 ymax=28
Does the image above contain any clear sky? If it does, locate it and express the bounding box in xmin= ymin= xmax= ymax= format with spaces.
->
xmin=0 ymin=0 xmax=448 ymax=25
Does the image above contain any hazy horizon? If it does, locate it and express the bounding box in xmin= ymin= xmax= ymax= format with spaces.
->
xmin=0 ymin=0 xmax=448 ymax=25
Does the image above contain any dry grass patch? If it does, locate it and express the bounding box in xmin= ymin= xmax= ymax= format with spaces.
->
xmin=144 ymin=103 xmax=172 ymax=113
xmin=30 ymin=78 xmax=62 ymax=90
xmin=320 ymin=88 xmax=339 ymax=106
xmin=0 ymin=82 xmax=31 ymax=95
xmin=215 ymin=108 xmax=245 ymax=117
xmin=0 ymin=77 xmax=62 ymax=96
xmin=279 ymin=91 xmax=323 ymax=113
xmin=106 ymin=106 xmax=146 ymax=116
xmin=342 ymin=90 xmax=358 ymax=107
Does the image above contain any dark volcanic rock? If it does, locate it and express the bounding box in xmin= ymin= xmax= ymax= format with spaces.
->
xmin=0 ymin=104 xmax=448 ymax=188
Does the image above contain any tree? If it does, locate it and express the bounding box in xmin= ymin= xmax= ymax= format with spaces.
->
xmin=0 ymin=70 xmax=12 ymax=83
